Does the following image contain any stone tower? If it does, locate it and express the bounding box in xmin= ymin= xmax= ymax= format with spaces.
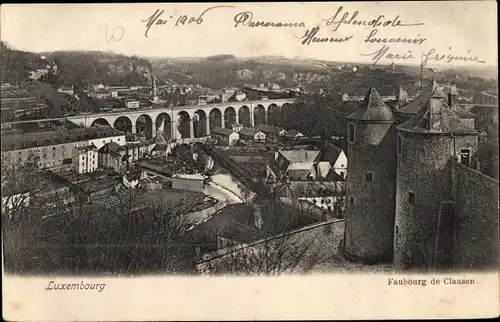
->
xmin=344 ymin=86 xmax=398 ymax=263
xmin=394 ymin=91 xmax=478 ymax=271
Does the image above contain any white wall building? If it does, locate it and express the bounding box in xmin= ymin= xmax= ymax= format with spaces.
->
xmin=73 ymin=144 xmax=99 ymax=174
xmin=125 ymin=100 xmax=140 ymax=109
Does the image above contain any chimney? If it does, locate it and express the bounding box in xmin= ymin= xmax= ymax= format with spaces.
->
xmin=448 ymin=84 xmax=458 ymax=110
xmin=429 ymin=95 xmax=443 ymax=131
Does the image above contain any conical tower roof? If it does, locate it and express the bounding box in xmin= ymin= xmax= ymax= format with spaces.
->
xmin=397 ymin=90 xmax=476 ymax=134
xmin=347 ymin=86 xmax=394 ymax=122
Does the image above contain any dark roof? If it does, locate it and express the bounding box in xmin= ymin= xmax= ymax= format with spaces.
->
xmin=255 ymin=124 xmax=283 ymax=135
xmin=453 ymin=105 xmax=477 ymax=118
xmin=284 ymin=130 xmax=303 ymax=138
xmin=324 ymin=169 xmax=345 ymax=181
xmin=1 ymin=125 xmax=123 ymax=151
xmin=397 ymin=92 xmax=477 ymax=135
xmin=346 ymin=86 xmax=394 ymax=122
xmin=397 ymin=80 xmax=476 ymax=119
xmin=211 ymin=127 xmax=234 ymax=136
xmin=320 ymin=142 xmax=343 ymax=163
xmin=99 ymin=142 xmax=122 ymax=153
xmin=75 ymin=144 xmax=98 ymax=152
xmin=396 ymin=79 xmax=446 ymax=115
xmin=238 ymin=127 xmax=260 ymax=137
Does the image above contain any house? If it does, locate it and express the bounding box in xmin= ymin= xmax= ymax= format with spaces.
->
xmin=255 ymin=124 xmax=286 ymax=143
xmin=267 ymin=149 xmax=321 ymax=182
xmin=198 ymin=91 xmax=219 ymax=105
xmin=1 ymin=125 xmax=125 ymax=170
xmin=266 ymin=143 xmax=348 ymax=182
xmin=231 ymin=123 xmax=244 ymax=133
xmin=126 ymin=132 xmax=147 ymax=143
xmin=171 ymin=174 xmax=209 ymax=193
xmin=211 ymin=127 xmax=239 ymax=146
xmin=219 ymin=91 xmax=234 ymax=103
xmin=238 ymin=127 xmax=266 ymax=143
xmin=72 ymin=144 xmax=98 ymax=174
xmin=234 ymin=91 xmax=247 ymax=102
xmin=317 ymin=142 xmax=348 ymax=179
xmin=135 ymin=88 xmax=152 ymax=100
xmin=125 ymin=99 xmax=140 ymax=109
xmin=123 ymin=141 xmax=154 ymax=163
xmin=98 ymin=142 xmax=128 ymax=172
xmin=282 ymin=130 xmax=304 ymax=141
xmin=57 ymin=85 xmax=74 ymax=95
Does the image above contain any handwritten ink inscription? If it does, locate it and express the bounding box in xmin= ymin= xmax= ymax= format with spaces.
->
xmin=300 ymin=26 xmax=353 ymax=45
xmin=421 ymin=48 xmax=486 ymax=67
xmin=141 ymin=6 xmax=235 ymax=38
xmin=100 ymin=22 xmax=124 ymax=43
xmin=135 ymin=4 xmax=487 ymax=67
xmin=359 ymin=45 xmax=416 ymax=65
xmin=323 ymin=6 xmax=424 ymax=32
xmin=233 ymin=11 xmax=306 ymax=28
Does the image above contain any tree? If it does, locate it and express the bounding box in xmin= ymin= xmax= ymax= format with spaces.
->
xmin=280 ymin=92 xmax=356 ymax=139
xmin=2 ymin=158 xmax=197 ymax=275
xmin=198 ymin=195 xmax=340 ymax=275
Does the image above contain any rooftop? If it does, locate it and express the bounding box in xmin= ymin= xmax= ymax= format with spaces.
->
xmin=283 ymin=130 xmax=303 ymax=138
xmin=238 ymin=127 xmax=260 ymax=137
xmin=279 ymin=149 xmax=321 ymax=164
xmin=75 ymin=144 xmax=97 ymax=152
xmin=211 ymin=127 xmax=234 ymax=136
xmin=397 ymin=80 xmax=476 ymax=118
xmin=1 ymin=125 xmax=124 ymax=152
xmin=99 ymin=142 xmax=125 ymax=156
xmin=319 ymin=142 xmax=344 ymax=163
xmin=397 ymin=92 xmax=477 ymax=135
xmin=255 ymin=124 xmax=283 ymax=135
xmin=347 ymin=86 xmax=394 ymax=122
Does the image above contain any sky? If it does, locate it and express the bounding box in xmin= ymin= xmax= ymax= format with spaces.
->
xmin=1 ymin=2 xmax=497 ymax=67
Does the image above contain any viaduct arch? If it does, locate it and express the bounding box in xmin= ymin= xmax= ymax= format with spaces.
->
xmin=62 ymin=99 xmax=295 ymax=140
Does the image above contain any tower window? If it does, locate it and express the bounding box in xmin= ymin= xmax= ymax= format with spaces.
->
xmin=349 ymin=196 xmax=355 ymax=206
xmin=365 ymin=171 xmax=374 ymax=182
xmin=348 ymin=123 xmax=355 ymax=143
xmin=408 ymin=192 xmax=416 ymax=206
xmin=397 ymin=134 xmax=402 ymax=155
xmin=460 ymin=149 xmax=471 ymax=167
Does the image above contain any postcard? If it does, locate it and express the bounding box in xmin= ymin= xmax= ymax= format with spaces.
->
xmin=1 ymin=1 xmax=498 ymax=320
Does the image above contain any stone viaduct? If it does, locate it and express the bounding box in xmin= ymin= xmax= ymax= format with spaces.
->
xmin=65 ymin=98 xmax=296 ymax=140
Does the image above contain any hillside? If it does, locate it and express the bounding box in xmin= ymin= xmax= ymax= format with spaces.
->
xmin=1 ymin=42 xmax=496 ymax=97
xmin=1 ymin=41 xmax=45 ymax=83
xmin=43 ymin=50 xmax=153 ymax=88
xmin=150 ymin=55 xmax=498 ymax=95
xmin=1 ymin=42 xmax=153 ymax=88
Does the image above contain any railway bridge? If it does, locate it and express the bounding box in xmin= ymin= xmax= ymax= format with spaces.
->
xmin=66 ymin=98 xmax=296 ymax=140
